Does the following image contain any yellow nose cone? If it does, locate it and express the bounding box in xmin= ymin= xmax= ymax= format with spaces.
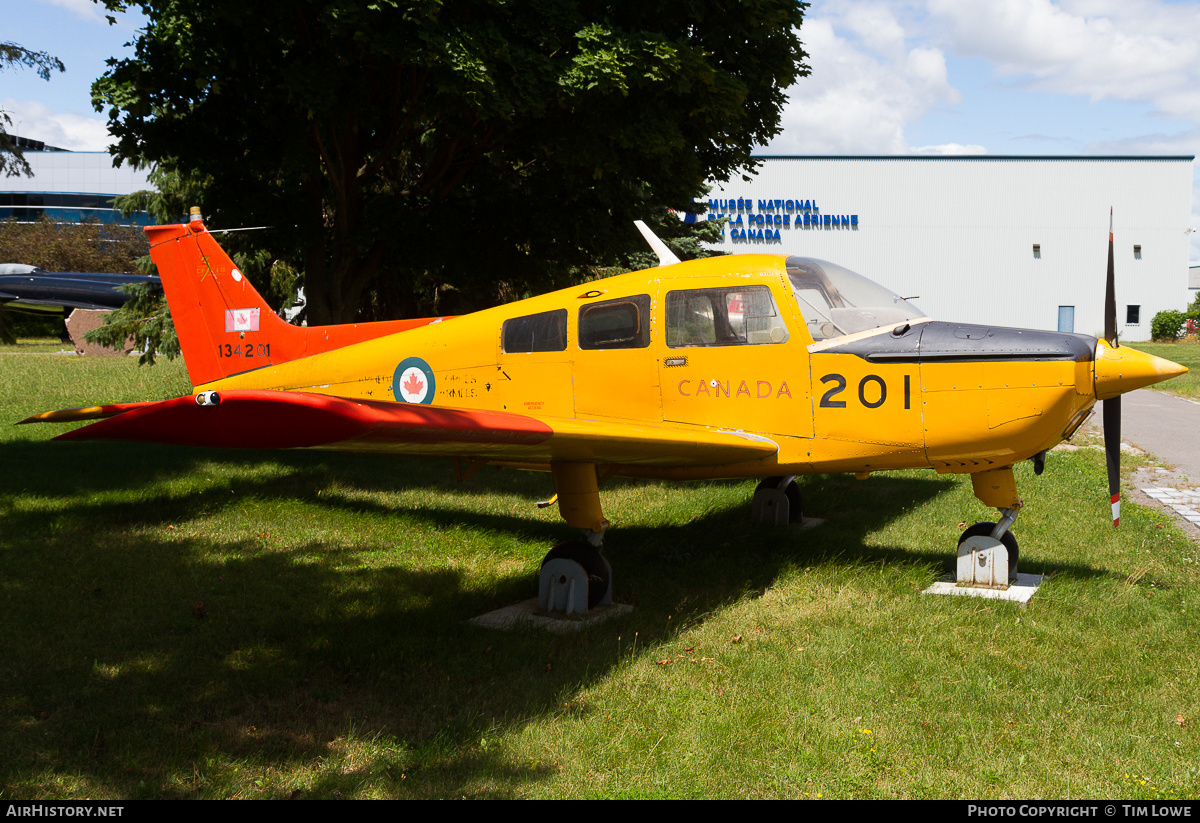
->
xmin=1094 ymin=341 xmax=1188 ymax=400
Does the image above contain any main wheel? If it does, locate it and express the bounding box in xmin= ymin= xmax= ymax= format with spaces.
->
xmin=957 ymin=522 xmax=1019 ymax=577
xmin=755 ymin=476 xmax=803 ymax=523
xmin=541 ymin=541 xmax=612 ymax=609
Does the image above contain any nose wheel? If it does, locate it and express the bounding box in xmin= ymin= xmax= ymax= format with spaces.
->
xmin=956 ymin=502 xmax=1021 ymax=588
xmin=957 ymin=520 xmax=1019 ymax=585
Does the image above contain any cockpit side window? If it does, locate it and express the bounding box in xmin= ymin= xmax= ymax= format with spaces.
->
xmin=579 ymin=295 xmax=651 ymax=349
xmin=665 ymin=286 xmax=789 ymax=348
xmin=501 ymin=309 xmax=568 ymax=353
xmin=786 ymin=257 xmax=924 ymax=340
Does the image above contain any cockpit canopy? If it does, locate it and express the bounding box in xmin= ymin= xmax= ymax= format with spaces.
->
xmin=786 ymin=257 xmax=926 ymax=341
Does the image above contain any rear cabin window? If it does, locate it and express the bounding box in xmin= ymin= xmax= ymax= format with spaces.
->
xmin=501 ymin=309 xmax=568 ymax=353
xmin=665 ymin=286 xmax=789 ymax=348
xmin=578 ymin=295 xmax=651 ymax=349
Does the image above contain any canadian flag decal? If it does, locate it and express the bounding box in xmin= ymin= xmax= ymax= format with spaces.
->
xmin=225 ymin=308 xmax=260 ymax=332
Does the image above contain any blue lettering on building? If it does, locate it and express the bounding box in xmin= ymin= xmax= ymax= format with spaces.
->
xmin=703 ymin=194 xmax=860 ymax=241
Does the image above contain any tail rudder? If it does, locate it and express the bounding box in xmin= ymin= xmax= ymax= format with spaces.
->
xmin=147 ymin=211 xmax=299 ymax=387
xmin=147 ymin=210 xmax=441 ymax=389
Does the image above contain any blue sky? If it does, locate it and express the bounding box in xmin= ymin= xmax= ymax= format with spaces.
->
xmin=7 ymin=0 xmax=1200 ymax=256
xmin=5 ymin=0 xmax=142 ymax=148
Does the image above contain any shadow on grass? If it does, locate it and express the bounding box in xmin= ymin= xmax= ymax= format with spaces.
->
xmin=0 ymin=438 xmax=1076 ymax=797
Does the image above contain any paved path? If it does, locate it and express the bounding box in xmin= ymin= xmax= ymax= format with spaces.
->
xmin=1112 ymin=390 xmax=1200 ymax=482
xmin=1083 ymin=389 xmax=1200 ymax=533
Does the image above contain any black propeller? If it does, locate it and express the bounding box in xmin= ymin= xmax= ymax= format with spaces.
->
xmin=1103 ymin=208 xmax=1121 ymax=527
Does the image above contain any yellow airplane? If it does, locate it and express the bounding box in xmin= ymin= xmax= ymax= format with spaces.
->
xmin=23 ymin=208 xmax=1186 ymax=611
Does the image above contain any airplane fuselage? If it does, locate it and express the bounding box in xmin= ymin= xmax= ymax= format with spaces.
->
xmin=26 ymin=216 xmax=1187 ymax=589
xmin=198 ymin=253 xmax=1100 ymax=482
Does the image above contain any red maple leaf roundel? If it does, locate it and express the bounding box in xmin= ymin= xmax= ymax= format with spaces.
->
xmin=402 ymin=370 xmax=425 ymax=399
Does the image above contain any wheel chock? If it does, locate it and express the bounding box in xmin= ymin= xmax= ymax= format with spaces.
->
xmin=539 ymin=556 xmax=613 ymax=616
xmin=751 ymin=488 xmax=791 ymax=525
xmin=957 ymin=535 xmax=1010 ymax=589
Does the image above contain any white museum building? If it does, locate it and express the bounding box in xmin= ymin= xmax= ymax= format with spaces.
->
xmin=700 ymin=156 xmax=1194 ymax=342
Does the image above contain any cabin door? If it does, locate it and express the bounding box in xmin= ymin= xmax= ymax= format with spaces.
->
xmin=657 ymin=280 xmax=813 ymax=438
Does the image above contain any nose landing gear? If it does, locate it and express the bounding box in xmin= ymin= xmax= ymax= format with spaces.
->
xmin=957 ymin=512 xmax=1020 ymax=588
xmin=957 ymin=468 xmax=1023 ymax=590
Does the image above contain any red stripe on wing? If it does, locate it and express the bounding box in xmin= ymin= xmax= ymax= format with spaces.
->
xmin=54 ymin=390 xmax=553 ymax=451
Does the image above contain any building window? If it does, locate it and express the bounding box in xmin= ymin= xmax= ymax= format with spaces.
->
xmin=1133 ymin=244 xmax=1142 ymax=260
xmin=1126 ymin=305 xmax=1141 ymax=325
xmin=1032 ymin=243 xmax=1041 ymax=259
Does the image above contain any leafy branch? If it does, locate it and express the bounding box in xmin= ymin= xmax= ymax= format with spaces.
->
xmin=83 ymin=282 xmax=181 ymax=366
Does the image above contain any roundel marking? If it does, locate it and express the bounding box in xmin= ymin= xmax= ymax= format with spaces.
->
xmin=393 ymin=356 xmax=436 ymax=404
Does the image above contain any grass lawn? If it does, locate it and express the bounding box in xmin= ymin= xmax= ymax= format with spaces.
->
xmin=0 ymin=336 xmax=77 ymax=355
xmin=1 ymin=345 xmax=1197 ymax=799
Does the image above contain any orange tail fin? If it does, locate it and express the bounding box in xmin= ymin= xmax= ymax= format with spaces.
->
xmin=146 ymin=213 xmax=439 ymax=388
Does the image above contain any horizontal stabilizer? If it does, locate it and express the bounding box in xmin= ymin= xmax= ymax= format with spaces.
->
xmin=19 ymin=401 xmax=160 ymax=424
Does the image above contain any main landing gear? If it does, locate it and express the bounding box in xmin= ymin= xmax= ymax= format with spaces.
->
xmin=540 ymin=541 xmax=613 ymax=615
xmin=957 ymin=467 xmax=1022 ymax=588
xmin=537 ymin=462 xmax=615 ymax=617
xmin=751 ymin=475 xmax=803 ymax=525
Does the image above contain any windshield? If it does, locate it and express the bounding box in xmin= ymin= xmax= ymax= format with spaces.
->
xmin=786 ymin=257 xmax=925 ymax=341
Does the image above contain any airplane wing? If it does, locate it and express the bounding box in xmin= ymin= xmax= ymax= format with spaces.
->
xmin=20 ymin=390 xmax=779 ymax=468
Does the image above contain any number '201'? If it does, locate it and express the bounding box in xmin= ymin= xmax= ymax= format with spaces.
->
xmin=819 ymin=373 xmax=910 ymax=409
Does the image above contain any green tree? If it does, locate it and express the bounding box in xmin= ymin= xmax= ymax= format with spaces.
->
xmin=1 ymin=42 xmax=65 ymax=177
xmin=83 ymin=280 xmax=181 ymax=365
xmin=93 ymin=0 xmax=807 ymax=324
xmin=1150 ymin=310 xmax=1186 ymax=342
xmin=1148 ymin=292 xmax=1200 ymax=342
xmin=0 ymin=218 xmax=148 ymax=273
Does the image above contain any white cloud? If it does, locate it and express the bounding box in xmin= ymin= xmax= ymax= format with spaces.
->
xmin=927 ymin=0 xmax=1200 ymax=122
xmin=762 ymin=1 xmax=1200 ymax=258
xmin=41 ymin=0 xmax=112 ymax=24
xmin=2 ymin=99 xmax=111 ymax=151
xmin=764 ymin=8 xmax=961 ymax=154
xmin=910 ymin=143 xmax=988 ymax=155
